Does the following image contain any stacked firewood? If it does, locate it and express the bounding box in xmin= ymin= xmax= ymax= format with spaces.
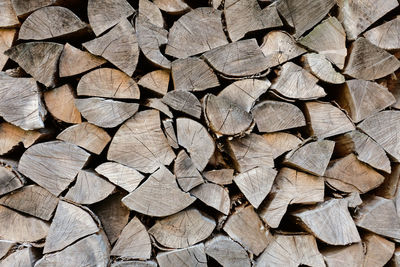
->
xmin=1 ymin=0 xmax=400 ymax=266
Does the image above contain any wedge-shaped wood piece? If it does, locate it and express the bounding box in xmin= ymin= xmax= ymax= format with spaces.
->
xmin=252 ymin=100 xmax=305 ymax=133
xmin=19 ymin=6 xmax=86 ymax=40
xmin=122 ymin=167 xmax=195 ymax=217
xmin=111 ymin=217 xmax=151 ymax=259
xmin=0 ymin=72 xmax=45 ymax=130
xmin=224 ymin=0 xmax=282 ymax=42
xmin=203 ymin=169 xmax=234 ymax=185
xmin=293 ymin=198 xmax=361 ymax=245
xmin=218 ymin=79 xmax=270 ymax=112
xmin=259 ymin=168 xmax=324 ymax=228
xmin=108 ymin=110 xmax=175 ymax=173
xmin=271 ymin=62 xmax=326 ymax=100
xmin=354 ymin=196 xmax=400 ymax=242
xmin=322 ymin=242 xmax=364 ymax=267
xmin=358 ymin=111 xmax=400 ymax=162
xmin=364 ymin=16 xmax=400 ymax=50
xmin=0 ymin=122 xmax=43 ymax=155
xmin=166 ymin=7 xmax=228 ymax=58
xmin=149 ymin=208 xmax=215 ymax=248
xmin=1 ymin=0 xmax=18 ymax=27
xmin=227 ymin=133 xmax=274 ymax=172
xmin=0 ymin=29 xmax=16 ymax=70
xmin=263 ymin=132 xmax=302 ymax=159
xmin=0 ymin=185 xmax=58 ymax=220
xmin=344 ymin=38 xmax=400 ymax=80
xmin=138 ymin=70 xmax=170 ymax=96
xmin=0 ymin=205 xmax=49 ymax=242
xmin=75 ymin=98 xmax=138 ymax=128
xmin=234 ymin=167 xmax=277 ymax=209
xmin=172 ymin=57 xmax=219 ymax=91
xmin=277 ymin=0 xmax=335 ymax=38
xmin=299 ymin=17 xmax=347 ymax=69
xmin=223 ymin=206 xmax=269 ymax=256
xmin=37 ymin=233 xmax=110 ymax=267
xmin=176 ymin=118 xmax=215 ymax=171
xmin=18 ymin=141 xmax=90 ymax=196
xmin=145 ymin=98 xmax=173 ymax=118
xmin=205 ymin=235 xmax=250 ymax=267
xmin=5 ymin=42 xmax=63 ymax=87
xmin=0 ymin=241 xmax=15 ymax=259
xmin=337 ymin=0 xmax=398 ymax=41
xmin=157 ymin=244 xmax=207 ymax=267
xmin=139 ymin=0 xmax=163 ymax=28
xmin=204 ymin=94 xmax=253 ymax=136
xmin=302 ymin=53 xmax=345 ymax=84
xmin=304 ymin=102 xmax=355 ymax=139
xmin=260 ymin=31 xmax=306 ymax=68
xmin=284 ymin=140 xmax=335 ymax=176
xmin=256 ymin=234 xmax=325 ymax=267
xmin=88 ymin=0 xmax=134 ymax=36
xmin=337 ymin=79 xmax=395 ymax=123
xmin=10 ymin=0 xmax=58 ymax=17
xmin=191 ymin=183 xmax=230 ymax=215
xmin=162 ymin=119 xmax=179 ymax=149
xmin=203 ymin=39 xmax=269 ymax=77
xmin=92 ymin=193 xmax=129 ymax=244
xmin=376 ymin=164 xmax=400 ymax=199
xmin=174 ymin=150 xmax=204 ymax=192
xmin=0 ymin=246 xmax=38 ymax=267
xmin=111 ymin=261 xmax=157 ymax=267
xmin=83 ymin=19 xmax=139 ymax=76
xmin=44 ymin=84 xmax=81 ymax=123
xmin=363 ymin=233 xmax=395 ymax=267
xmin=163 ymin=91 xmax=201 ymax=118
xmin=0 ymin=160 xmax=23 ymax=196
xmin=77 ymin=68 xmax=139 ymax=99
xmin=153 ymin=0 xmax=189 ymax=14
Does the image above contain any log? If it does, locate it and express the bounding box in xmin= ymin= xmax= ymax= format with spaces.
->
xmin=10 ymin=0 xmax=59 ymax=18
xmin=0 ymin=122 xmax=43 ymax=155
xmin=0 ymin=246 xmax=38 ymax=267
xmin=162 ymin=119 xmax=179 ymax=149
xmin=203 ymin=169 xmax=234 ymax=185
xmin=363 ymin=233 xmax=395 ymax=267
xmin=138 ymin=70 xmax=170 ymax=96
xmin=364 ymin=16 xmax=400 ymax=50
xmin=174 ymin=150 xmax=204 ymax=192
xmin=302 ymin=53 xmax=345 ymax=84
xmin=122 ymin=167 xmax=195 ymax=217
xmin=153 ymin=0 xmax=190 ymax=14
xmin=0 ymin=241 xmax=15 ymax=259
xmin=157 ymin=244 xmax=206 ymax=267
xmin=148 ymin=208 xmax=215 ymax=248
xmin=112 ymin=261 xmax=157 ymax=267
xmin=162 ymin=91 xmax=202 ymax=118
xmin=0 ymin=0 xmax=19 ymax=27
xmin=321 ymin=243 xmax=364 ymax=267
xmin=139 ymin=0 xmax=164 ymax=28
xmin=145 ymin=98 xmax=173 ymax=118
xmin=0 ymin=159 xmax=24 ymax=196
xmin=376 ymin=164 xmax=400 ymax=199
xmin=0 ymin=29 xmax=16 ymax=70
xmin=191 ymin=183 xmax=230 ymax=215
xmin=262 ymin=132 xmax=302 ymax=159
xmin=393 ymin=248 xmax=400 ymax=267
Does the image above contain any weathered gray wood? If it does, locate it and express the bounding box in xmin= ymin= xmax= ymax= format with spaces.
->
xmin=0 ymin=29 xmax=16 ymax=70
xmin=0 ymin=122 xmax=42 ymax=155
xmin=363 ymin=233 xmax=395 ymax=267
xmin=111 ymin=260 xmax=157 ymax=267
xmin=162 ymin=91 xmax=201 ymax=118
xmin=0 ymin=240 xmax=15 ymax=259
xmin=263 ymin=132 xmax=302 ymax=159
xmin=174 ymin=150 xmax=204 ymax=192
xmin=0 ymin=159 xmax=24 ymax=196
xmin=0 ymin=0 xmax=19 ymax=27
xmin=139 ymin=0 xmax=164 ymax=28
xmin=203 ymin=169 xmax=234 ymax=185
xmin=11 ymin=0 xmax=58 ymax=17
xmin=0 ymin=246 xmax=39 ymax=267
xmin=322 ymin=242 xmax=364 ymax=267
xmin=138 ymin=70 xmax=170 ymax=96
xmin=302 ymin=53 xmax=345 ymax=84
xmin=205 ymin=235 xmax=251 ymax=267
xmin=364 ymin=16 xmax=400 ymax=50
xmin=162 ymin=119 xmax=179 ymax=149
xmin=145 ymin=98 xmax=173 ymax=118
xmin=191 ymin=183 xmax=230 ymax=215
xmin=157 ymin=244 xmax=207 ymax=267
xmin=153 ymin=0 xmax=190 ymax=14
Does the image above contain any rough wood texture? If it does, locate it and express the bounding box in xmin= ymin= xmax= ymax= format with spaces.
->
xmin=0 ymin=246 xmax=38 ymax=267
xmin=162 ymin=91 xmax=201 ymax=118
xmin=139 ymin=0 xmax=164 ymax=28
xmin=138 ymin=70 xmax=170 ymax=96
xmin=153 ymin=0 xmax=189 ymax=14
xmin=302 ymin=53 xmax=345 ymax=84
xmin=162 ymin=119 xmax=179 ymax=149
xmin=191 ymin=183 xmax=230 ymax=215
xmin=322 ymin=242 xmax=364 ymax=267
xmin=205 ymin=235 xmax=251 ymax=267
xmin=174 ymin=150 xmax=203 ymax=192
xmin=0 ymin=160 xmax=24 ymax=196
xmin=363 ymin=233 xmax=395 ymax=267
xmin=364 ymin=16 xmax=400 ymax=50
xmin=157 ymin=244 xmax=207 ymax=267
xmin=203 ymin=169 xmax=234 ymax=185
xmin=0 ymin=29 xmax=16 ymax=70
xmin=0 ymin=0 xmax=19 ymax=27
xmin=0 ymin=122 xmax=43 ymax=155
xmin=263 ymin=132 xmax=302 ymax=159
xmin=145 ymin=98 xmax=173 ymax=118
xmin=10 ymin=0 xmax=58 ymax=17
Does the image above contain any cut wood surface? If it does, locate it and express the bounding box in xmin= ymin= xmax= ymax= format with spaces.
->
xmin=263 ymin=132 xmax=302 ymax=159
xmin=153 ymin=0 xmax=190 ymax=14
xmin=157 ymin=244 xmax=207 ymax=267
xmin=302 ymin=53 xmax=345 ymax=84
xmin=162 ymin=90 xmax=201 ymax=118
xmin=0 ymin=159 xmax=24 ymax=196
xmin=203 ymin=169 xmax=234 ymax=185
xmin=364 ymin=16 xmax=400 ymax=50
xmin=205 ymin=235 xmax=251 ymax=267
xmin=191 ymin=182 xmax=230 ymax=215
xmin=0 ymin=28 xmax=16 ymax=70
xmin=174 ymin=150 xmax=203 ymax=192
xmin=363 ymin=233 xmax=395 ymax=267
xmin=0 ymin=122 xmax=43 ymax=155
xmin=0 ymin=0 xmax=19 ymax=27
xmin=139 ymin=0 xmax=164 ymax=29
xmin=322 ymin=242 xmax=364 ymax=267
xmin=138 ymin=70 xmax=170 ymax=96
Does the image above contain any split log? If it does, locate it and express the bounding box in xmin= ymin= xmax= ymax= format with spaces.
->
xmin=138 ymin=70 xmax=170 ymax=96
xmin=223 ymin=205 xmax=270 ymax=256
xmin=0 ymin=185 xmax=58 ymax=220
xmin=156 ymin=244 xmax=207 ymax=267
xmin=10 ymin=0 xmax=60 ymax=18
xmin=283 ymin=140 xmax=335 ymax=176
xmin=0 ymin=246 xmax=38 ymax=267
xmin=234 ymin=167 xmax=277 ymax=209
xmin=292 ymin=198 xmax=361 ymax=245
xmin=204 ymin=94 xmax=253 ymax=136
xmin=0 ymin=72 xmax=46 ymax=130
xmin=336 ymin=79 xmax=395 ymax=123
xmin=270 ymin=62 xmax=326 ymax=100
xmin=393 ymin=249 xmax=400 ymax=267
xmin=77 ymin=68 xmax=140 ymax=99
xmin=171 ymin=57 xmax=219 ymax=91
xmin=302 ymin=53 xmax=345 ymax=84
xmin=95 ymin=162 xmax=145 ymax=192
xmin=337 ymin=0 xmax=398 ymax=40
xmin=202 ymin=39 xmax=269 ymax=77
xmin=364 ymin=16 xmax=400 ymax=50
xmin=18 ymin=141 xmax=90 ymax=196
xmin=259 ymin=168 xmax=324 ymax=228
xmin=276 ymin=0 xmax=335 ymax=38
xmin=252 ymin=100 xmax=305 ymax=132
xmin=304 ymin=101 xmax=355 ymax=139
xmin=18 ymin=6 xmax=87 ymax=40
xmin=204 ymin=235 xmax=251 ymax=267
xmin=363 ymin=233 xmax=395 ymax=267
xmin=174 ymin=150 xmax=204 ymax=192
xmin=122 ymin=167 xmax=195 ymax=217
xmin=162 ymin=91 xmax=201 ymax=118
xmin=263 ymin=132 xmax=302 ymax=159
xmin=299 ymin=17 xmax=347 ymax=69
xmin=83 ymin=19 xmax=139 ymax=76
xmin=260 ymin=31 xmax=306 ymax=68
xmin=343 ymin=38 xmax=400 ymax=80
xmin=65 ymin=170 xmax=115 ymax=205
xmin=0 ymin=0 xmax=19 ymax=27
xmin=44 ymin=84 xmax=81 ymax=124
xmin=227 ymin=133 xmax=274 ymax=172
xmin=191 ymin=183 xmax=230 ymax=215
xmin=354 ymin=196 xmax=400 ymax=242
xmin=176 ymin=117 xmax=215 ymax=171
xmin=388 ymin=72 xmax=400 ymax=109
xmin=0 ymin=122 xmax=43 ymax=155
xmin=111 ymin=217 xmax=151 ymax=259
xmin=224 ymin=0 xmax=282 ymax=42
xmin=145 ymin=98 xmax=173 ymax=118
xmin=0 ymin=29 xmax=16 ymax=70
xmin=0 ymin=205 xmax=49 ymax=242
xmin=112 ymin=261 xmax=157 ymax=267
xmin=153 ymin=0 xmax=190 ymax=14
xmin=162 ymin=119 xmax=179 ymax=149
xmin=0 ymin=159 xmax=24 ymax=196
xmin=166 ymin=7 xmax=228 ymax=58
xmin=0 ymin=241 xmax=15 ymax=259
xmin=376 ymin=164 xmax=400 ymax=199
xmin=139 ymin=0 xmax=164 ymax=28
xmin=321 ymin=243 xmax=364 ymax=267
xmin=255 ymin=234 xmax=325 ymax=267
xmin=203 ymin=169 xmax=234 ymax=185
xmin=75 ymin=97 xmax=139 ymax=128
xmin=87 ymin=0 xmax=134 ymax=36
xmin=148 ymin=208 xmax=216 ymax=248
xmin=107 ymin=110 xmax=175 ymax=173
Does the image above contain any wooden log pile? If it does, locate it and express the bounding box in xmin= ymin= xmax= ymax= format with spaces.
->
xmin=1 ymin=0 xmax=400 ymax=266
